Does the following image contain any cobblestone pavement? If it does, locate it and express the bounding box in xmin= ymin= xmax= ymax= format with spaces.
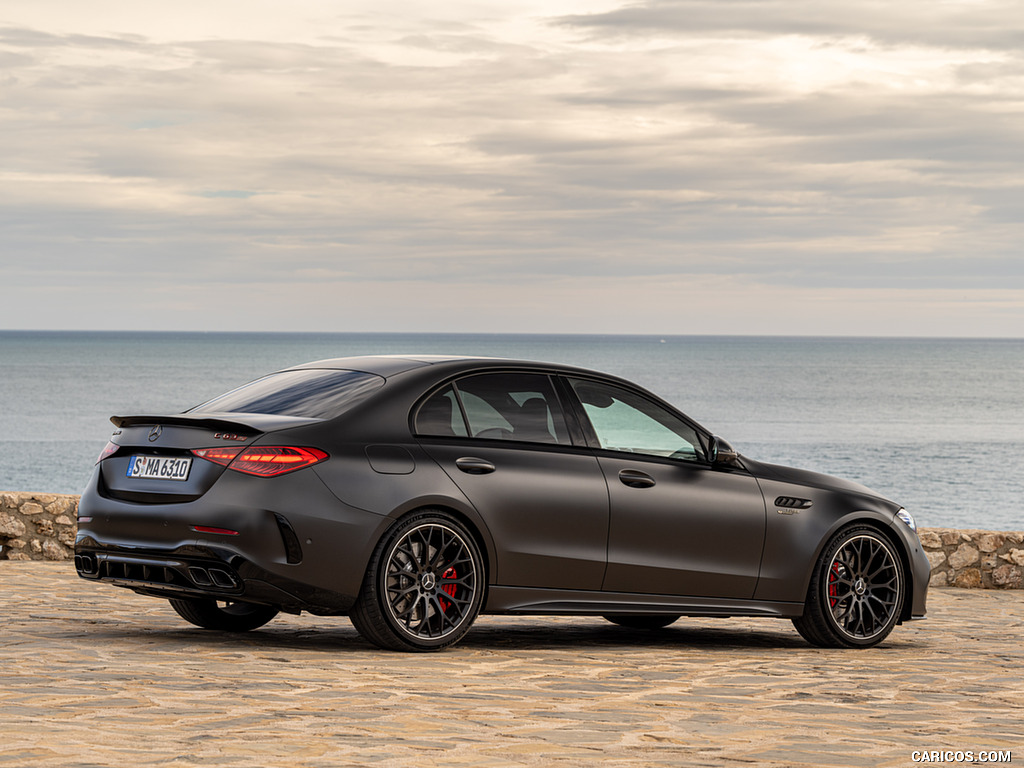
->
xmin=1 ymin=563 xmax=1021 ymax=768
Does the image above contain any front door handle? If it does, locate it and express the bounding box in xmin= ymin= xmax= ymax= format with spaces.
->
xmin=619 ymin=468 xmax=656 ymax=488
xmin=455 ymin=457 xmax=496 ymax=475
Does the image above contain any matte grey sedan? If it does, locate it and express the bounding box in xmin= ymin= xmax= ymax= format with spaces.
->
xmin=75 ymin=355 xmax=929 ymax=651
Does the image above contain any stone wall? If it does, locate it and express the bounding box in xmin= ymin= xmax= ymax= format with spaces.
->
xmin=0 ymin=492 xmax=78 ymax=561
xmin=1 ymin=492 xmax=1022 ymax=589
xmin=919 ymin=527 xmax=1024 ymax=589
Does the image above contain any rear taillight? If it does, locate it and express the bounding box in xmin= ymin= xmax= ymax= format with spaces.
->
xmin=191 ymin=446 xmax=328 ymax=477
xmin=96 ymin=441 xmax=119 ymax=464
xmin=191 ymin=447 xmax=243 ymax=467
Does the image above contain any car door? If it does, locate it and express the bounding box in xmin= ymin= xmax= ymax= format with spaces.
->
xmin=564 ymin=377 xmax=767 ymax=599
xmin=414 ymin=372 xmax=609 ymax=591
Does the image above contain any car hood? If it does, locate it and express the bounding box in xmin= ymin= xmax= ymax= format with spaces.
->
xmin=741 ymin=456 xmax=895 ymax=505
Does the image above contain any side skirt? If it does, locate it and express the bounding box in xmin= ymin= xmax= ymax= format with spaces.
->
xmin=484 ymin=585 xmax=804 ymax=618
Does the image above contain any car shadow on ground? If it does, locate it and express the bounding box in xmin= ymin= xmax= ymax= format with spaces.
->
xmin=57 ymin=616 xmax=923 ymax=654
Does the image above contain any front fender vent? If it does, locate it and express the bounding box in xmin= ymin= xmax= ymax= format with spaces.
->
xmin=775 ymin=496 xmax=813 ymax=509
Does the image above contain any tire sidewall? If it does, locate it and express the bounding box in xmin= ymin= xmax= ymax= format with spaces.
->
xmin=376 ymin=512 xmax=485 ymax=650
xmin=818 ymin=526 xmax=905 ymax=648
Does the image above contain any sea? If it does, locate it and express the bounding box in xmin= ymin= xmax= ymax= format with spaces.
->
xmin=1 ymin=330 xmax=1021 ymax=532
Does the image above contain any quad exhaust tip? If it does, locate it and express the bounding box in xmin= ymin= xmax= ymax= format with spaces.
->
xmin=74 ymin=554 xmax=97 ymax=575
xmin=187 ymin=566 xmax=239 ymax=589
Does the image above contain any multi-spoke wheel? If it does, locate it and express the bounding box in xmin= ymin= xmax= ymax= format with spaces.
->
xmin=168 ymin=597 xmax=279 ymax=632
xmin=793 ymin=525 xmax=905 ymax=648
xmin=603 ymin=615 xmax=680 ymax=630
xmin=350 ymin=510 xmax=484 ymax=652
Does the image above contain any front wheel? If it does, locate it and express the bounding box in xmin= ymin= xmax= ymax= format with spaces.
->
xmin=792 ymin=525 xmax=905 ymax=648
xmin=169 ymin=598 xmax=279 ymax=632
xmin=350 ymin=511 xmax=485 ymax=652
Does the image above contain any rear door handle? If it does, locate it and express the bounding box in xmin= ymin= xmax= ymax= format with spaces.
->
xmin=619 ymin=469 xmax=655 ymax=488
xmin=455 ymin=457 xmax=496 ymax=474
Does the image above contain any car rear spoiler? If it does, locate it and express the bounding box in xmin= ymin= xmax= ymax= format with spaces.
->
xmin=110 ymin=413 xmax=323 ymax=433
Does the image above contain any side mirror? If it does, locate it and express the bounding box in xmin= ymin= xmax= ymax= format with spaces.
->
xmin=708 ymin=435 xmax=740 ymax=466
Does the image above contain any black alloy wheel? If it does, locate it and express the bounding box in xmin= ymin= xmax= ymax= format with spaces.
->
xmin=793 ymin=525 xmax=905 ymax=648
xmin=603 ymin=615 xmax=680 ymax=630
xmin=350 ymin=511 xmax=484 ymax=652
xmin=168 ymin=597 xmax=280 ymax=632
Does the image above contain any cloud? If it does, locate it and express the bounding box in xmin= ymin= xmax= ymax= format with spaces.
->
xmin=556 ymin=0 xmax=1024 ymax=50
xmin=1 ymin=0 xmax=1023 ymax=333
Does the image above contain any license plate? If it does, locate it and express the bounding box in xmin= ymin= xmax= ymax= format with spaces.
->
xmin=126 ymin=455 xmax=192 ymax=481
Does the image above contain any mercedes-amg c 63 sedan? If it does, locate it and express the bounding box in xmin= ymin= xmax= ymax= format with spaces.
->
xmin=75 ymin=355 xmax=929 ymax=651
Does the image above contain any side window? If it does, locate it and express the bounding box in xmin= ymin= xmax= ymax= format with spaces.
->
xmin=454 ymin=373 xmax=571 ymax=445
xmin=568 ymin=378 xmax=703 ymax=461
xmin=415 ymin=386 xmax=469 ymax=437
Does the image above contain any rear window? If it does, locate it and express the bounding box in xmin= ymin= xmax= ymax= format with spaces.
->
xmin=187 ymin=369 xmax=384 ymax=419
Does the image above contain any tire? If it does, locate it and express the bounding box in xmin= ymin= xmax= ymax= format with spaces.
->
xmin=350 ymin=510 xmax=485 ymax=652
xmin=603 ymin=614 xmax=680 ymax=630
xmin=792 ymin=525 xmax=906 ymax=648
xmin=169 ymin=597 xmax=279 ymax=632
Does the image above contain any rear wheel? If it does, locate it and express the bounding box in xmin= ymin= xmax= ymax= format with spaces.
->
xmin=603 ymin=614 xmax=679 ymax=630
xmin=792 ymin=525 xmax=905 ymax=648
xmin=169 ymin=598 xmax=279 ymax=632
xmin=350 ymin=510 xmax=484 ymax=652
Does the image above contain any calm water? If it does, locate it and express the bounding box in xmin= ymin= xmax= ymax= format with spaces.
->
xmin=1 ymin=331 xmax=1021 ymax=531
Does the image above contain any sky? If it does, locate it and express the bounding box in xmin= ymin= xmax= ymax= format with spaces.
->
xmin=1 ymin=0 xmax=1023 ymax=336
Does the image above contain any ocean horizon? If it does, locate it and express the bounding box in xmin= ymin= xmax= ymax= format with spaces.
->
xmin=2 ymin=329 xmax=1022 ymax=532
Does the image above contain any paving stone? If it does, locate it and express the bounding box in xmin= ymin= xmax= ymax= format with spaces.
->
xmin=0 ymin=563 xmax=1022 ymax=767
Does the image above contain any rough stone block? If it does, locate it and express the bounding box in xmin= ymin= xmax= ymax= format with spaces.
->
xmin=940 ymin=530 xmax=963 ymax=546
xmin=6 ymin=551 xmax=32 ymax=561
xmin=952 ymin=569 xmax=982 ymax=588
xmin=1003 ymin=549 xmax=1024 ymax=567
xmin=29 ymin=539 xmax=42 ymax=553
xmin=55 ymin=515 xmax=74 ymax=526
xmin=929 ymin=571 xmax=949 ymax=587
xmin=976 ymin=533 xmax=1004 ymax=553
xmin=58 ymin=528 xmax=76 ymax=547
xmin=46 ymin=498 xmax=74 ymax=516
xmin=918 ymin=531 xmax=942 ymax=548
xmin=41 ymin=539 xmax=68 ymax=561
xmin=0 ymin=514 xmax=27 ymax=538
xmin=948 ymin=543 xmax=980 ymax=570
xmin=35 ymin=519 xmax=55 ymax=536
xmin=20 ymin=502 xmax=44 ymax=516
xmin=992 ymin=565 xmax=1023 ymax=588
xmin=925 ymin=550 xmax=947 ymax=569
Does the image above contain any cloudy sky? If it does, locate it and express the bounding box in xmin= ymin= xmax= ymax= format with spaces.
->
xmin=2 ymin=0 xmax=1022 ymax=335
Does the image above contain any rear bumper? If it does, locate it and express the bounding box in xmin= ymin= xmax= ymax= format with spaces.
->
xmin=75 ymin=465 xmax=391 ymax=614
xmin=73 ymin=545 xmax=357 ymax=614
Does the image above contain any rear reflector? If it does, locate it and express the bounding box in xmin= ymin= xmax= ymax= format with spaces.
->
xmin=191 ymin=446 xmax=328 ymax=477
xmin=192 ymin=526 xmax=240 ymax=536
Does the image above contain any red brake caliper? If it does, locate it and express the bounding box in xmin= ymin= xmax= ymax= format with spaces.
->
xmin=439 ymin=566 xmax=457 ymax=612
xmin=828 ymin=562 xmax=841 ymax=608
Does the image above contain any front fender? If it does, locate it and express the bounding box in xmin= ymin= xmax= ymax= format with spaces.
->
xmin=753 ymin=480 xmax=901 ymax=604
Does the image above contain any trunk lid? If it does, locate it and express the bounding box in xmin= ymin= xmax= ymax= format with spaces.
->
xmin=100 ymin=412 xmax=322 ymax=503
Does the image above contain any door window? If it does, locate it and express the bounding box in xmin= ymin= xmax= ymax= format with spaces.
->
xmin=458 ymin=373 xmax=570 ymax=444
xmin=568 ymin=378 xmax=703 ymax=461
xmin=416 ymin=373 xmax=570 ymax=445
xmin=415 ymin=386 xmax=469 ymax=437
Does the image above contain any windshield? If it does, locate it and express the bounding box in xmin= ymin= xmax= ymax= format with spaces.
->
xmin=187 ymin=369 xmax=384 ymax=419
